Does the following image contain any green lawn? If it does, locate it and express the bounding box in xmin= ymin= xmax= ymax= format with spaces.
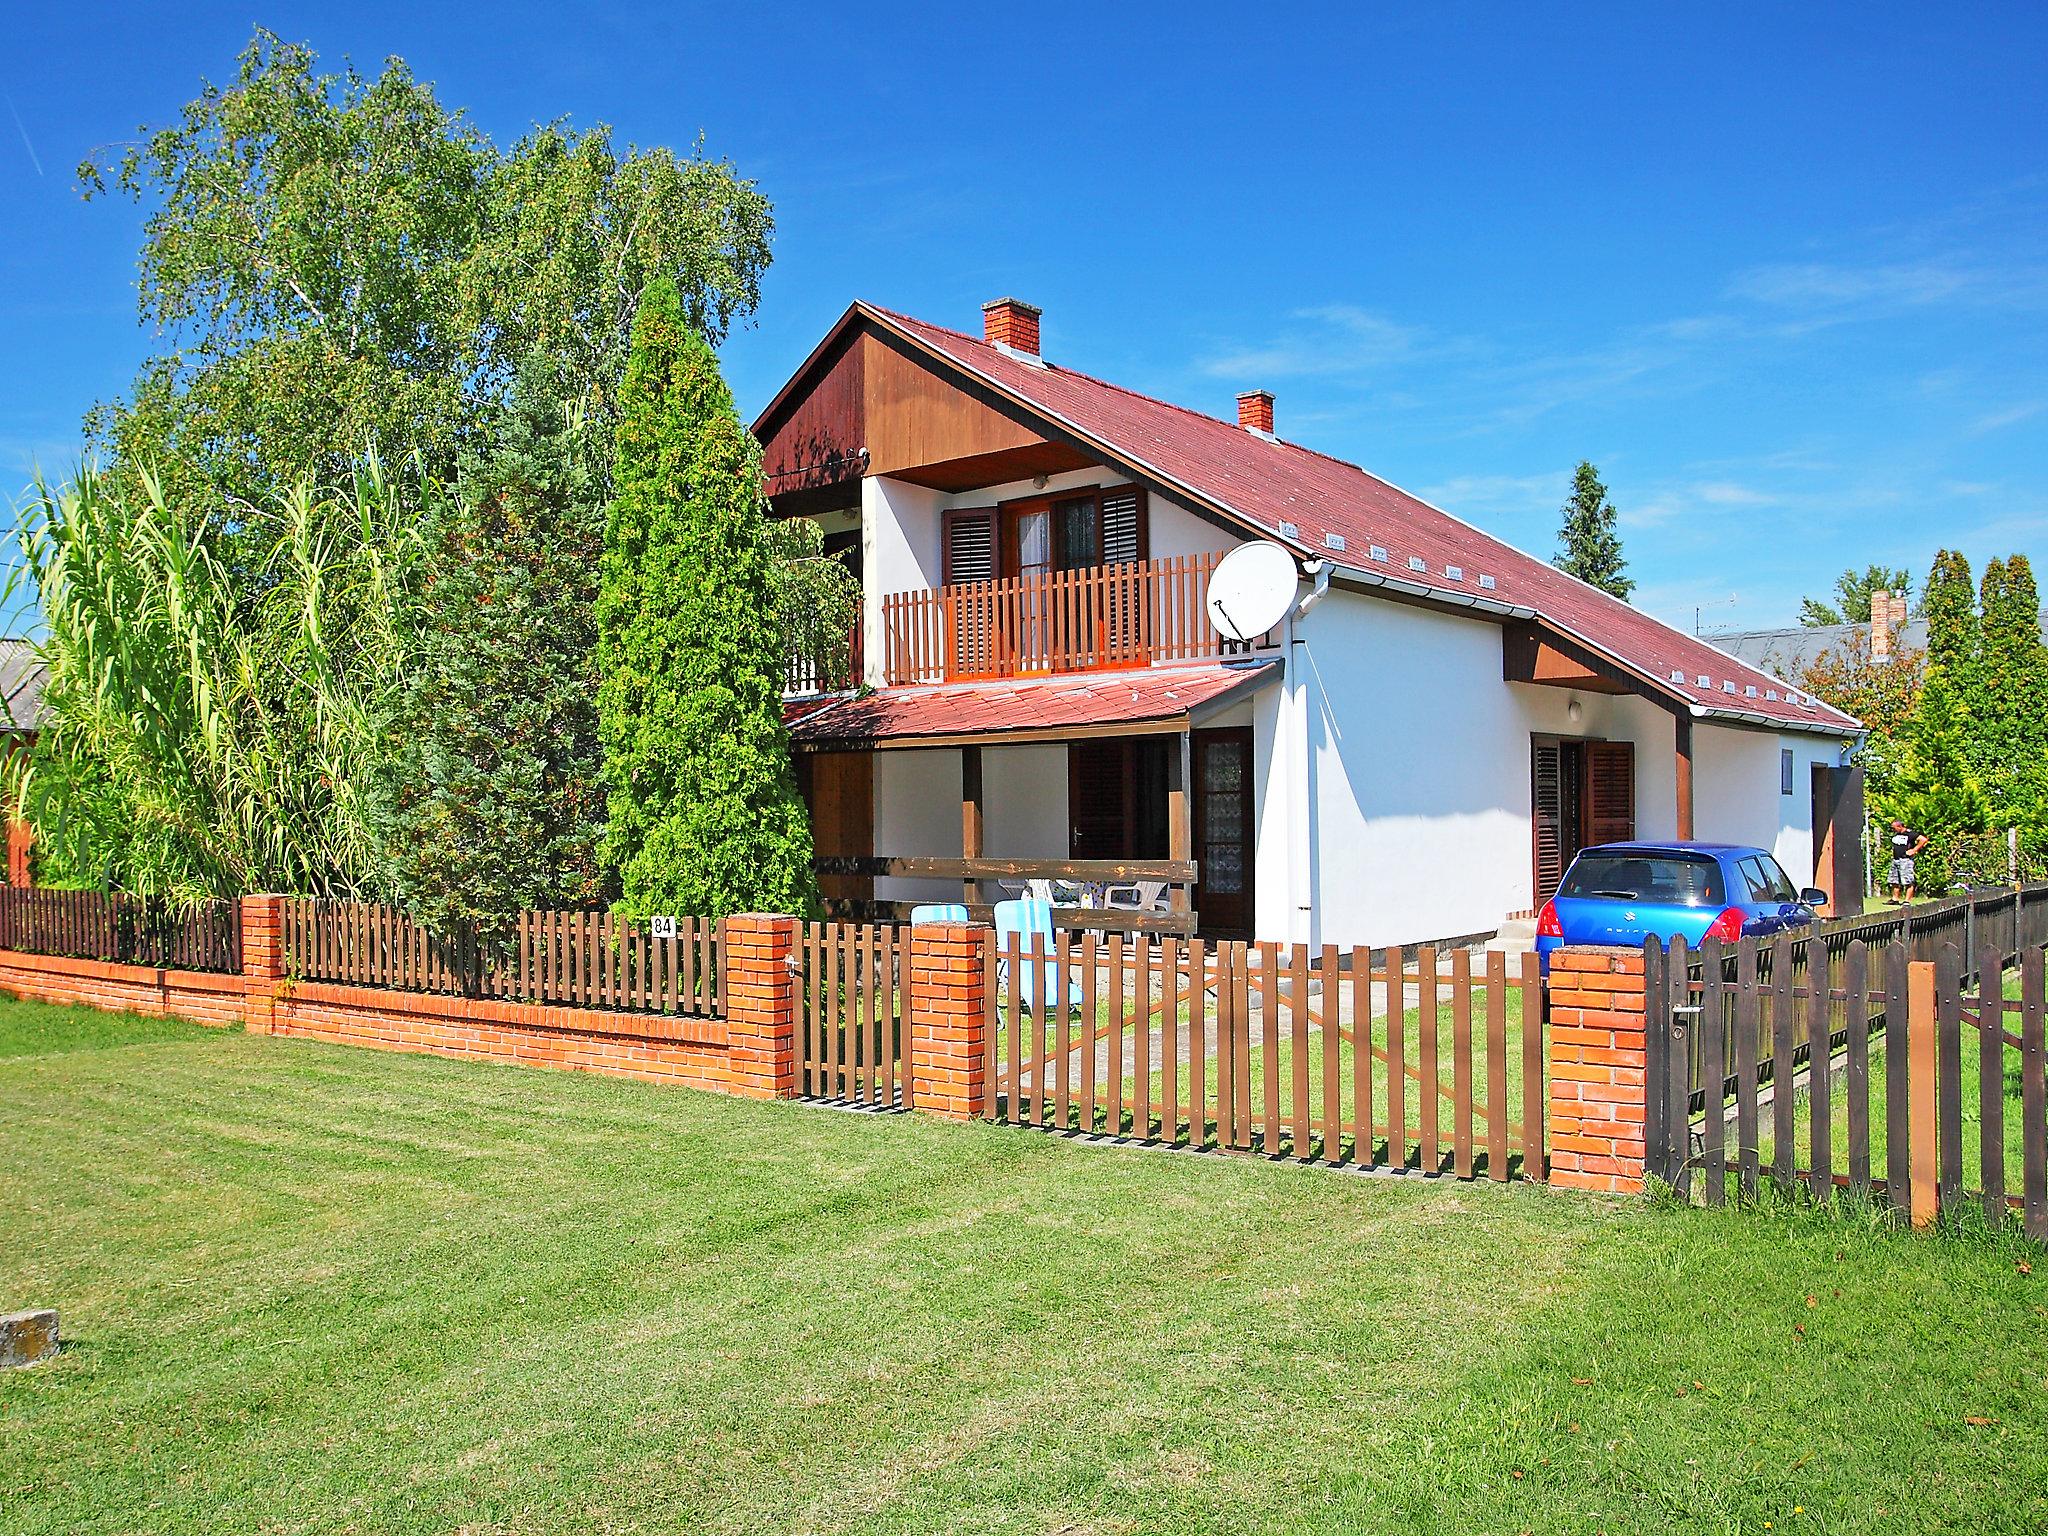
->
xmin=4 ymin=1000 xmax=2044 ymax=1534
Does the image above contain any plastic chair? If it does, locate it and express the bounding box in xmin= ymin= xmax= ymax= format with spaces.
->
xmin=1105 ymin=879 xmax=1167 ymax=913
xmin=909 ymin=903 xmax=969 ymax=925
xmin=992 ymin=898 xmax=1083 ymax=1009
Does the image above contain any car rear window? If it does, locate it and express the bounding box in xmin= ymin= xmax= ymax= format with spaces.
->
xmin=1559 ymin=853 xmax=1724 ymax=906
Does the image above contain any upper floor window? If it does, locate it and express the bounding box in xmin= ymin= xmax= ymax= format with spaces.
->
xmin=942 ymin=485 xmax=1149 ymax=586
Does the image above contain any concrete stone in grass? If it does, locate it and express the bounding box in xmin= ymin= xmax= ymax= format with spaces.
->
xmin=1 ymin=1309 xmax=58 ymax=1368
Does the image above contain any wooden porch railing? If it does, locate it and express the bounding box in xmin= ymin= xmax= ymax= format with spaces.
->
xmin=880 ymin=552 xmax=1275 ymax=686
xmin=812 ymin=855 xmax=1200 ymax=934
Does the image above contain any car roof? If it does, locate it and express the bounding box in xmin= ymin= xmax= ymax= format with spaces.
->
xmin=1575 ymin=842 xmax=1768 ymax=859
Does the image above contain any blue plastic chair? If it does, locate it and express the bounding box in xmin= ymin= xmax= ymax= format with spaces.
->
xmin=992 ymin=898 xmax=1083 ymax=1009
xmin=908 ymin=903 xmax=969 ymax=925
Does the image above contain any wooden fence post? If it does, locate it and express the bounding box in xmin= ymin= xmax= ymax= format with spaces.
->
xmin=1545 ymin=946 xmax=1650 ymax=1194
xmin=906 ymin=922 xmax=988 ymax=1121
xmin=1907 ymin=958 xmax=1939 ymax=1227
xmin=239 ymin=893 xmax=287 ymax=1035
xmin=723 ymin=914 xmax=799 ymax=1100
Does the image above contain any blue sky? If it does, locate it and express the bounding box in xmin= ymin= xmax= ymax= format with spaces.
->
xmin=3 ymin=2 xmax=2044 ymax=632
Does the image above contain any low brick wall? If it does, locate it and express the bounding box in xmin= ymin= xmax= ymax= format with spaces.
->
xmin=0 ymin=948 xmax=247 ymax=1029
xmin=266 ymin=981 xmax=731 ymax=1089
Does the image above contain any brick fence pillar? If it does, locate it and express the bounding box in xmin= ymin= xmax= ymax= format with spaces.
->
xmin=723 ymin=914 xmax=799 ymax=1100
xmin=7 ymin=819 xmax=32 ymax=888
xmin=240 ymin=893 xmax=287 ymax=1035
xmin=907 ymin=922 xmax=988 ymax=1121
xmin=1545 ymin=946 xmax=1649 ymax=1194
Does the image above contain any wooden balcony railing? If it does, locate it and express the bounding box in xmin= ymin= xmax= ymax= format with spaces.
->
xmin=880 ymin=552 xmax=1275 ymax=686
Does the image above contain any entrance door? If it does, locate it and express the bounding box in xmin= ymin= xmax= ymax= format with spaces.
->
xmin=1532 ymin=737 xmax=1634 ymax=902
xmin=1068 ymin=740 xmax=1168 ymax=860
xmin=1193 ymin=728 xmax=1254 ymax=939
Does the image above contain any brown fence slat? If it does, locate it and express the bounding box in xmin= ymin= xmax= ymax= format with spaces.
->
xmin=1936 ymin=944 xmax=1963 ymax=1213
xmin=1701 ymin=938 xmax=1728 ymax=1206
xmin=1417 ymin=946 xmax=1439 ymax=1173
xmin=1289 ymin=943 xmax=1310 ymax=1158
xmin=1385 ymin=945 xmax=1407 ymax=1168
xmin=1322 ymin=944 xmax=1343 ymax=1166
xmin=1486 ymin=949 xmax=1509 ymax=1181
xmin=1808 ymin=944 xmax=1833 ymax=1203
xmin=1886 ymin=944 xmax=1912 ymax=1221
xmin=1136 ymin=935 xmax=1155 ymax=1141
xmin=1451 ymin=947 xmax=1474 ymax=1180
xmin=1978 ymin=937 xmax=2006 ymax=1223
xmin=1844 ymin=941 xmax=1871 ymax=1197
xmin=1188 ymin=939 xmax=1208 ymax=1149
xmin=1768 ymin=935 xmax=1795 ymax=1197
xmin=2022 ymin=945 xmax=2046 ymax=1241
xmin=1520 ymin=951 xmax=1543 ymax=1178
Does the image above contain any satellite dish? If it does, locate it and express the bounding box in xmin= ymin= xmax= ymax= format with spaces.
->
xmin=1205 ymin=540 xmax=1299 ymax=642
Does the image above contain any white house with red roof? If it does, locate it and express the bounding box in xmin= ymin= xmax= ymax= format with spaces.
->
xmin=759 ymin=298 xmax=1866 ymax=947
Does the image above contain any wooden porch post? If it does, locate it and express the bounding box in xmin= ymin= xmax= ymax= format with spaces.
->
xmin=1169 ymin=731 xmax=1192 ymax=916
xmin=961 ymin=745 xmax=984 ymax=906
xmin=1674 ymin=712 xmax=1695 ymax=841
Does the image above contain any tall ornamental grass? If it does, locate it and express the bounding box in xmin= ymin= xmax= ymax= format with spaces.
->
xmin=8 ymin=460 xmax=428 ymax=901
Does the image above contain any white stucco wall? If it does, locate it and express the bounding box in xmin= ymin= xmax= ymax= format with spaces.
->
xmin=870 ymin=743 xmax=1070 ymax=904
xmin=1690 ymin=725 xmax=1842 ymax=888
xmin=1287 ymin=587 xmax=1686 ymax=949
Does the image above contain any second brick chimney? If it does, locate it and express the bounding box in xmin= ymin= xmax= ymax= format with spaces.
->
xmin=982 ymin=297 xmax=1041 ymax=357
xmin=1237 ymin=389 xmax=1276 ymax=436
xmin=1871 ymin=589 xmax=1904 ymax=661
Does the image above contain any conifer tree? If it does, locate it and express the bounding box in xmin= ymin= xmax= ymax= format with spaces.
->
xmin=597 ymin=277 xmax=815 ymax=918
xmin=1552 ymin=461 xmax=1634 ymax=601
xmin=369 ymin=360 xmax=608 ymax=934
xmin=1921 ymin=549 xmax=1977 ymax=674
xmin=1975 ymin=554 xmax=2048 ymax=832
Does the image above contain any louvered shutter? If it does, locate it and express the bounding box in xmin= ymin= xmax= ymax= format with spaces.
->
xmin=1100 ymin=486 xmax=1148 ymax=564
xmin=943 ymin=508 xmax=997 ymax=585
xmin=1585 ymin=741 xmax=1637 ymax=848
xmin=1532 ymin=742 xmax=1566 ymax=900
xmin=942 ymin=508 xmax=999 ymax=677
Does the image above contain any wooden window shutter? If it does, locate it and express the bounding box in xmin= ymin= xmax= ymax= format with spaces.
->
xmin=1099 ymin=486 xmax=1148 ymax=565
xmin=1584 ymin=741 xmax=1637 ymax=848
xmin=943 ymin=508 xmax=997 ymax=585
xmin=1532 ymin=741 xmax=1566 ymax=900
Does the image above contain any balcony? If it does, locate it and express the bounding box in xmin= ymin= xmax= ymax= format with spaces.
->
xmin=879 ymin=552 xmax=1275 ymax=687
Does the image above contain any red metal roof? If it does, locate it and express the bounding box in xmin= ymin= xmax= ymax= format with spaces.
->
xmin=786 ymin=662 xmax=1277 ymax=746
xmin=848 ymin=305 xmax=1856 ymax=735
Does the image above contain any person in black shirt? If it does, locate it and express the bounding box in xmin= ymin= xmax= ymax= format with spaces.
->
xmin=1886 ymin=818 xmax=1929 ymax=902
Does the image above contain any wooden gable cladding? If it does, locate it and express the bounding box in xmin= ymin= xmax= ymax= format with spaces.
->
xmin=1501 ymin=622 xmax=1632 ymax=695
xmin=758 ymin=324 xmax=1091 ymax=504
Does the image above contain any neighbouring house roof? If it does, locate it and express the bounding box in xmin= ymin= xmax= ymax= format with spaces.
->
xmin=0 ymin=640 xmax=46 ymax=733
xmin=786 ymin=661 xmax=1278 ymax=749
xmin=768 ymin=303 xmax=1860 ymax=737
xmin=1709 ymin=611 xmax=2048 ymax=682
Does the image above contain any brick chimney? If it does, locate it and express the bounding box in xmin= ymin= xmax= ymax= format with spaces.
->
xmin=1237 ymin=389 xmax=1275 ymax=435
xmin=1871 ymin=589 xmax=1901 ymax=661
xmin=982 ymin=297 xmax=1041 ymax=357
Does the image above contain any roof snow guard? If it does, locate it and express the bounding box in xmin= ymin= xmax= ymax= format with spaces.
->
xmin=766 ymin=303 xmax=1859 ymax=738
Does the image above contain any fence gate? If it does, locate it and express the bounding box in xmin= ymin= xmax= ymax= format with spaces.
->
xmin=981 ymin=933 xmax=1547 ymax=1180
xmin=796 ymin=922 xmax=911 ymax=1109
xmin=1644 ymin=927 xmax=2047 ymax=1240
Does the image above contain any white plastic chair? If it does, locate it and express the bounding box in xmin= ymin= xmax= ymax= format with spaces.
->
xmin=908 ymin=903 xmax=969 ymax=925
xmin=1105 ymin=879 xmax=1167 ymax=913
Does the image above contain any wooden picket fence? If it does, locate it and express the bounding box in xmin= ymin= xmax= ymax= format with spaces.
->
xmin=1645 ymin=931 xmax=2047 ymax=1238
xmin=279 ymin=900 xmax=721 ymax=1017
xmin=0 ymin=887 xmax=240 ymax=973
xmin=981 ymin=933 xmax=1546 ymax=1178
xmin=795 ymin=921 xmax=909 ymax=1107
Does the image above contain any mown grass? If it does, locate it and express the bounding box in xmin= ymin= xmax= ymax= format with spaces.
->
xmin=3 ymin=999 xmax=2043 ymax=1534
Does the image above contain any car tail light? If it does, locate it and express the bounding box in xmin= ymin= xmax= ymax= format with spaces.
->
xmin=1703 ymin=906 xmax=1746 ymax=944
xmin=1536 ymin=899 xmax=1562 ymax=938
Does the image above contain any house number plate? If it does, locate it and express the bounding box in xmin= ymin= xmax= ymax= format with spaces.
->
xmin=650 ymin=915 xmax=678 ymax=940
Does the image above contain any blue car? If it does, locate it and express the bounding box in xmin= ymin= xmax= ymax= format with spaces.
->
xmin=1535 ymin=842 xmax=1827 ymax=973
